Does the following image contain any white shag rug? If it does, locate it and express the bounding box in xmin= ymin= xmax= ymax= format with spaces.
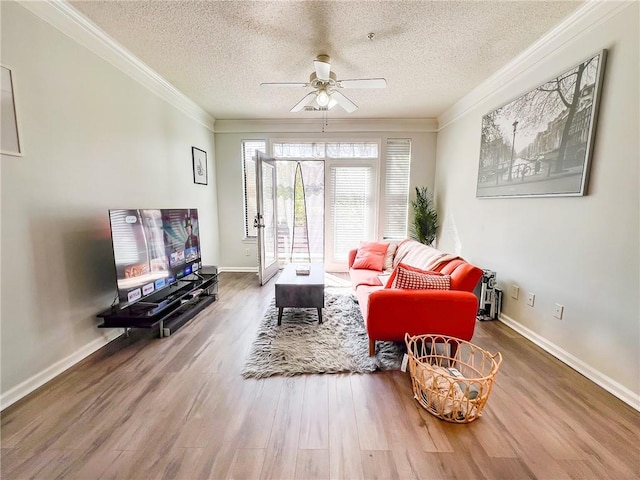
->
xmin=242 ymin=287 xmax=404 ymax=378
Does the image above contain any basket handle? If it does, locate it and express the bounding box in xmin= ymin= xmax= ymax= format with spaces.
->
xmin=491 ymin=351 xmax=503 ymax=368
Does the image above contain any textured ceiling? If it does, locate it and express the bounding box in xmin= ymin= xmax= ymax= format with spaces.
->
xmin=70 ymin=0 xmax=584 ymax=120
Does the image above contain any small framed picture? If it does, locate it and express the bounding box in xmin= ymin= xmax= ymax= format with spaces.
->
xmin=192 ymin=146 xmax=207 ymax=185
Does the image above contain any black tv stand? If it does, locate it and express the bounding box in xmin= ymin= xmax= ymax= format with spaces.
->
xmin=97 ymin=267 xmax=218 ymax=337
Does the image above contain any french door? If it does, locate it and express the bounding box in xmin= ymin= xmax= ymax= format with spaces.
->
xmin=324 ymin=160 xmax=378 ymax=271
xmin=255 ymin=151 xmax=279 ymax=285
xmin=274 ymin=160 xmax=325 ymax=266
xmin=266 ymin=141 xmax=380 ymax=271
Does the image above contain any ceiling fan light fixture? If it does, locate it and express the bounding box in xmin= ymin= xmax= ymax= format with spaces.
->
xmin=264 ymin=55 xmax=386 ymax=113
xmin=316 ymin=89 xmax=330 ymax=107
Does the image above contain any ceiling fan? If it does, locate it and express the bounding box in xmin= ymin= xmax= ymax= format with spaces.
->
xmin=261 ymin=55 xmax=387 ymax=113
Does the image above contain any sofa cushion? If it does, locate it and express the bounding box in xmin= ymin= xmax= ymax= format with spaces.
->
xmin=352 ymin=241 xmax=389 ymax=271
xmin=391 ymin=264 xmax=451 ymax=290
xmin=355 ymin=284 xmax=383 ymax=321
xmin=350 ymin=268 xmax=383 ymax=288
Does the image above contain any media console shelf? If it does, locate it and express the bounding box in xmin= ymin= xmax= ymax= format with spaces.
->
xmin=98 ymin=266 xmax=218 ymax=337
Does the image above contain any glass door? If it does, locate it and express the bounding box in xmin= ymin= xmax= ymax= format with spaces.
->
xmin=255 ymin=151 xmax=279 ymax=285
xmin=325 ymin=160 xmax=378 ymax=271
xmin=274 ymin=160 xmax=325 ymax=266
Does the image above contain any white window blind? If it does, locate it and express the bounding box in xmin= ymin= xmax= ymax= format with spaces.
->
xmin=330 ymin=165 xmax=374 ymax=262
xmin=383 ymin=138 xmax=411 ymax=239
xmin=242 ymin=140 xmax=266 ymax=238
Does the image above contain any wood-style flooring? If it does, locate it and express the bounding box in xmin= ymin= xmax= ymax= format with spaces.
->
xmin=1 ymin=272 xmax=638 ymax=479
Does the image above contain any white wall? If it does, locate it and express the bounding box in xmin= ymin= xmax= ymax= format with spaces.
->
xmin=214 ymin=121 xmax=437 ymax=270
xmin=435 ymin=3 xmax=639 ymax=404
xmin=0 ymin=2 xmax=219 ymax=406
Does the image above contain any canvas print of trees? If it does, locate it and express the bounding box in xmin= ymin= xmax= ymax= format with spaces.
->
xmin=477 ymin=50 xmax=607 ymax=198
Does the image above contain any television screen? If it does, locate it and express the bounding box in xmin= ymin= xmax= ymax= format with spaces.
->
xmin=108 ymin=208 xmax=202 ymax=308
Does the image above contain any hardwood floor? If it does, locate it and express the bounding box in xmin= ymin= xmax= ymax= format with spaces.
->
xmin=1 ymin=272 xmax=638 ymax=479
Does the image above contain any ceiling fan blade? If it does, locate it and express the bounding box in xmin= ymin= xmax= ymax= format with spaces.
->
xmin=331 ymin=91 xmax=358 ymax=113
xmin=314 ymin=56 xmax=331 ymax=81
xmin=290 ymin=92 xmax=317 ymax=112
xmin=338 ymin=78 xmax=387 ymax=89
xmin=261 ymin=82 xmax=309 ymax=88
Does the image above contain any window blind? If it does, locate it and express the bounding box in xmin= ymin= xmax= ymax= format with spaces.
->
xmin=383 ymin=138 xmax=411 ymax=239
xmin=330 ymin=165 xmax=373 ymax=261
xmin=242 ymin=140 xmax=266 ymax=238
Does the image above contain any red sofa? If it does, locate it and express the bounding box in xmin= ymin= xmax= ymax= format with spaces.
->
xmin=348 ymin=239 xmax=483 ymax=356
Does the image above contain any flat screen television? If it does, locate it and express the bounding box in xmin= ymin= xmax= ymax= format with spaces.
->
xmin=108 ymin=208 xmax=202 ymax=308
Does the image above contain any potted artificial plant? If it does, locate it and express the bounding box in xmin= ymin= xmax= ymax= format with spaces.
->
xmin=410 ymin=186 xmax=438 ymax=246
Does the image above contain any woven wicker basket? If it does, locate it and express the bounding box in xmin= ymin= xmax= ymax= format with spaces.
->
xmin=404 ymin=333 xmax=502 ymax=423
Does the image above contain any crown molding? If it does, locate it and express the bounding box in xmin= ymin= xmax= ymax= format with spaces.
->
xmin=437 ymin=0 xmax=633 ymax=130
xmin=18 ymin=0 xmax=216 ymax=132
xmin=214 ymin=118 xmax=438 ymax=134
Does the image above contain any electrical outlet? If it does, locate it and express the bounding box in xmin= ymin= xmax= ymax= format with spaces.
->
xmin=526 ymin=292 xmax=535 ymax=307
xmin=245 ymin=248 xmax=250 ymax=256
xmin=511 ymin=285 xmax=519 ymax=299
xmin=554 ymin=304 xmax=564 ymax=319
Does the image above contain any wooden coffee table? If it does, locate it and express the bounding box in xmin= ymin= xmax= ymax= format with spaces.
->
xmin=275 ymin=263 xmax=325 ymax=325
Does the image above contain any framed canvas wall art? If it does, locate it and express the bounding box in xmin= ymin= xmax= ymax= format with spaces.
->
xmin=476 ymin=50 xmax=607 ymax=198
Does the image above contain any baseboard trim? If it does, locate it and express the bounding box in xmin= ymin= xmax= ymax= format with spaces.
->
xmin=0 ymin=329 xmax=123 ymax=411
xmin=499 ymin=313 xmax=640 ymax=411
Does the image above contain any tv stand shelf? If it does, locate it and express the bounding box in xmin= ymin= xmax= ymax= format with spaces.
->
xmin=98 ymin=268 xmax=218 ymax=337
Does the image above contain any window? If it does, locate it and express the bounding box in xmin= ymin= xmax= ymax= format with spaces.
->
xmin=327 ymin=163 xmax=376 ymax=266
xmin=242 ymin=140 xmax=266 ymax=238
xmin=243 ymin=139 xmax=382 ymax=269
xmin=325 ymin=142 xmax=379 ymax=158
xmin=272 ymin=142 xmax=324 ymax=158
xmin=272 ymin=141 xmax=379 ymax=270
xmin=383 ymin=138 xmax=411 ymax=239
xmin=272 ymin=142 xmax=378 ymax=159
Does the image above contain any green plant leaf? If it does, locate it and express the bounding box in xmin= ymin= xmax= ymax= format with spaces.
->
xmin=410 ymin=186 xmax=438 ymax=245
